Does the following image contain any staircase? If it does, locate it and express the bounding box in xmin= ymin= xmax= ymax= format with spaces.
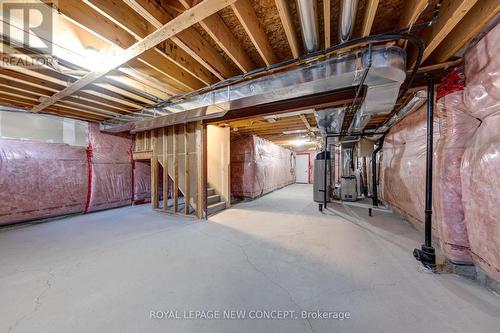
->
xmin=207 ymin=187 xmax=226 ymax=215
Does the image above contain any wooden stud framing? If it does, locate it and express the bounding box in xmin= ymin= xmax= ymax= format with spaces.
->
xmin=184 ymin=124 xmax=191 ymax=214
xmin=163 ymin=127 xmax=169 ymax=212
xmin=173 ymin=125 xmax=179 ymax=213
xmin=151 ymin=129 xmax=160 ymax=209
xmin=196 ymin=122 xmax=207 ymax=219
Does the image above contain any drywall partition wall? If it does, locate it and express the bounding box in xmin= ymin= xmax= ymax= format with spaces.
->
xmin=231 ymin=135 xmax=295 ymax=199
xmin=0 ymin=139 xmax=88 ymax=225
xmin=207 ymin=125 xmax=230 ymax=206
xmin=461 ymin=22 xmax=500 ymax=281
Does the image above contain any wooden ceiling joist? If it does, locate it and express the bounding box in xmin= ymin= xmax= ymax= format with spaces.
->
xmin=324 ymin=0 xmax=331 ymax=48
xmin=231 ymin=0 xmax=278 ymax=66
xmin=399 ymin=0 xmax=428 ymax=29
xmin=120 ymin=0 xmax=238 ymax=80
xmin=420 ymin=0 xmax=479 ymax=63
xmin=361 ymin=0 xmax=379 ymax=37
xmin=54 ymin=0 xmax=204 ymax=92
xmin=31 ymin=0 xmax=238 ymax=113
xmin=176 ymin=0 xmax=256 ymax=72
xmin=430 ymin=0 xmax=500 ymax=63
xmin=89 ymin=0 xmax=225 ymax=83
xmin=275 ymin=0 xmax=301 ymax=58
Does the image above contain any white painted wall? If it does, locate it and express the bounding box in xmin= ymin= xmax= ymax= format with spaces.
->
xmin=0 ymin=110 xmax=88 ymax=146
xmin=207 ymin=125 xmax=230 ymax=206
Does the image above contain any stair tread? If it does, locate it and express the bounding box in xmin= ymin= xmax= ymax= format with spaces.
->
xmin=208 ymin=201 xmax=225 ymax=208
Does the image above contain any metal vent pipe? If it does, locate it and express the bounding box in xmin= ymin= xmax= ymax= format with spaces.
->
xmin=339 ymin=0 xmax=359 ymax=42
xmin=296 ymin=0 xmax=319 ymax=52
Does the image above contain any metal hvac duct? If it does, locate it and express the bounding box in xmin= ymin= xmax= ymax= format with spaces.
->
xmin=101 ymin=45 xmax=406 ymax=133
xmin=339 ymin=0 xmax=358 ymax=43
xmin=296 ymin=0 xmax=319 ymax=53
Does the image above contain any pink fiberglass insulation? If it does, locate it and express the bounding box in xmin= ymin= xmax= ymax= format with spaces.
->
xmin=0 ymin=139 xmax=88 ymax=225
xmin=231 ymin=135 xmax=295 ymax=199
xmin=461 ymin=22 xmax=500 ymax=281
xmin=434 ymin=92 xmax=479 ymax=263
xmin=380 ymin=87 xmax=479 ymax=263
xmin=380 ymin=105 xmax=437 ymax=227
xmin=133 ymin=161 xmax=151 ymax=204
xmin=85 ymin=123 xmax=133 ymax=212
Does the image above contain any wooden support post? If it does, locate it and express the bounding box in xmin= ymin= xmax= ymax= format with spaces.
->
xmin=196 ymin=122 xmax=206 ymax=219
xmin=162 ymin=127 xmax=169 ymax=212
xmin=151 ymin=129 xmax=159 ymax=209
xmin=184 ymin=124 xmax=191 ymax=214
xmin=173 ymin=125 xmax=179 ymax=213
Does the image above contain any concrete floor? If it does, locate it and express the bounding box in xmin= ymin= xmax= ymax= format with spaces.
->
xmin=1 ymin=184 xmax=499 ymax=332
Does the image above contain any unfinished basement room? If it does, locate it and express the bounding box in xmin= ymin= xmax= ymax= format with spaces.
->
xmin=1 ymin=0 xmax=500 ymax=332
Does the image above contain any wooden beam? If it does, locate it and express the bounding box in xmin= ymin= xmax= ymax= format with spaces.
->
xmin=421 ymin=0 xmax=480 ymax=63
xmin=124 ymin=0 xmax=237 ymax=80
xmin=163 ymin=127 xmax=169 ymax=212
xmin=324 ymin=0 xmax=331 ymax=48
xmin=151 ymin=129 xmax=160 ymax=209
xmin=231 ymin=0 xmax=278 ymax=66
xmin=430 ymin=0 xmax=500 ymax=63
xmin=31 ymin=0 xmax=237 ymax=113
xmin=275 ymin=0 xmax=301 ymax=57
xmin=178 ymin=0 xmax=255 ymax=72
xmin=361 ymin=0 xmax=379 ymax=37
xmin=173 ymin=125 xmax=179 ymax=213
xmin=184 ymin=124 xmax=191 ymax=214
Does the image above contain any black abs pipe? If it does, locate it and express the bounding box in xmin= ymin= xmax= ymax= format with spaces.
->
xmin=413 ymin=74 xmax=436 ymax=271
xmin=371 ymin=137 xmax=385 ymax=207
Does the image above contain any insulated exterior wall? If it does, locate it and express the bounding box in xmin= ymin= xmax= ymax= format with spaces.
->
xmin=380 ymin=85 xmax=479 ymax=263
xmin=231 ymin=135 xmax=295 ymax=198
xmin=0 ymin=140 xmax=88 ymax=225
xmin=379 ymin=106 xmax=437 ymax=227
xmin=133 ymin=161 xmax=151 ymax=204
xmin=86 ymin=124 xmax=133 ymax=212
xmin=0 ymin=122 xmax=137 ymax=225
xmin=434 ymin=92 xmax=479 ymax=262
xmin=461 ymin=22 xmax=500 ymax=281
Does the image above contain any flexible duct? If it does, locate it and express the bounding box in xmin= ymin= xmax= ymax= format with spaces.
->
xmin=339 ymin=0 xmax=358 ymax=42
xmin=296 ymin=0 xmax=319 ymax=52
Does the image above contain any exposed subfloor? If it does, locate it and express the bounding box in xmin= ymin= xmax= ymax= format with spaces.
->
xmin=1 ymin=184 xmax=499 ymax=332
